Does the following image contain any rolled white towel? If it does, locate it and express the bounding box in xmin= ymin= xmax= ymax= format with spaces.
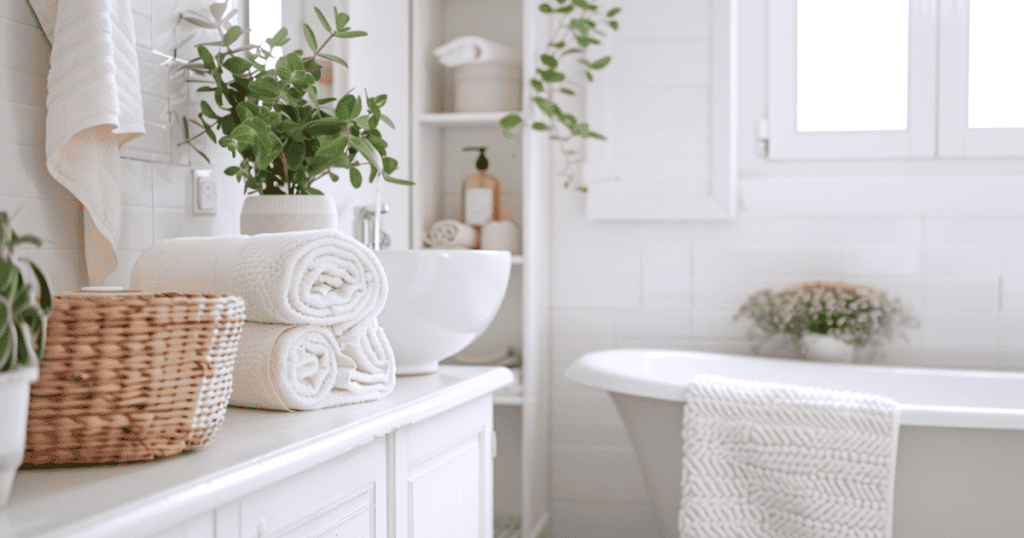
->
xmin=425 ymin=219 xmax=477 ymax=249
xmin=322 ymin=318 xmax=396 ymax=406
xmin=130 ymin=230 xmax=387 ymax=332
xmin=433 ymin=35 xmax=517 ymax=68
xmin=229 ymin=322 xmax=354 ymax=411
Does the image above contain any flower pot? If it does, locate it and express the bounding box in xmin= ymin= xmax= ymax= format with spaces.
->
xmin=0 ymin=364 xmax=39 ymax=506
xmin=799 ymin=333 xmax=856 ymax=363
xmin=240 ymin=194 xmax=338 ymax=235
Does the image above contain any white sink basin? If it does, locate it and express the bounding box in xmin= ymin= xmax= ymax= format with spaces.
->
xmin=375 ymin=249 xmax=512 ymax=375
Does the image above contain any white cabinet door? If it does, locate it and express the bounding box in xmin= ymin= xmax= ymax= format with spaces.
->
xmin=395 ymin=397 xmax=494 ymax=538
xmin=234 ymin=437 xmax=387 ymax=538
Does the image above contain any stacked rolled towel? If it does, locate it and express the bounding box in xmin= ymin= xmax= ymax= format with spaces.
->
xmin=424 ymin=219 xmax=476 ymax=249
xmin=130 ymin=230 xmax=395 ymax=411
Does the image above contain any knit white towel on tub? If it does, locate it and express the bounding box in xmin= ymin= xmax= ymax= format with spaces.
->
xmin=681 ymin=374 xmax=900 ymax=538
xmin=130 ymin=230 xmax=387 ymax=332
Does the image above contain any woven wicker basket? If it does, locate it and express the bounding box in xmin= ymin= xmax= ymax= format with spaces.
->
xmin=24 ymin=291 xmax=246 ymax=466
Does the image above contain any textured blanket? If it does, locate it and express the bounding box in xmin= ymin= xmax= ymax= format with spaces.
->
xmin=681 ymin=374 xmax=900 ymax=538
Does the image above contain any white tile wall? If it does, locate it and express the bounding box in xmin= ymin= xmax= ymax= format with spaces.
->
xmin=2 ymin=0 xmax=244 ymax=293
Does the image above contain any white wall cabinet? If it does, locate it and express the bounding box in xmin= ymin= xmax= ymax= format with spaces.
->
xmin=405 ymin=1 xmax=552 ymax=536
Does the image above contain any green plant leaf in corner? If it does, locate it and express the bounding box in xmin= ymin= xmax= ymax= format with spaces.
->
xmin=303 ymin=23 xmax=318 ymax=51
xmin=222 ymin=25 xmax=242 ymax=47
xmin=314 ymin=7 xmax=332 ymax=33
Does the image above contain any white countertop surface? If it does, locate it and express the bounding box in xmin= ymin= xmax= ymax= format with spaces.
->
xmin=0 ymin=365 xmax=513 ymax=538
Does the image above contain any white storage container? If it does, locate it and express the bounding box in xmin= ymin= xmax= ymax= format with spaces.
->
xmin=454 ymin=61 xmax=521 ymax=113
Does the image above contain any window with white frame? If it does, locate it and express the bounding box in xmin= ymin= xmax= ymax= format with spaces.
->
xmin=767 ymin=0 xmax=1024 ymax=160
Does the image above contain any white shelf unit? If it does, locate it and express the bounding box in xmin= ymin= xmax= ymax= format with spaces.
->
xmin=411 ymin=1 xmax=551 ymax=537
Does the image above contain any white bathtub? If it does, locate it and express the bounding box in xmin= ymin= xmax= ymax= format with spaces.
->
xmin=564 ymin=348 xmax=1024 ymax=538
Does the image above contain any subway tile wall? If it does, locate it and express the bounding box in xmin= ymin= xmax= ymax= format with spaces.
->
xmin=1 ymin=0 xmax=245 ymax=294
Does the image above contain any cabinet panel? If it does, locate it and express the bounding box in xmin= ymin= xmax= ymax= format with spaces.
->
xmin=408 ymin=437 xmax=482 ymax=538
xmin=238 ymin=437 xmax=386 ymax=538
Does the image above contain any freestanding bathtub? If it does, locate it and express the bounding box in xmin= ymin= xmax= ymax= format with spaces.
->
xmin=564 ymin=348 xmax=1024 ymax=538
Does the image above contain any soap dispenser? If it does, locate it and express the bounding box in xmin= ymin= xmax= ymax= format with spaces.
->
xmin=461 ymin=147 xmax=502 ymax=248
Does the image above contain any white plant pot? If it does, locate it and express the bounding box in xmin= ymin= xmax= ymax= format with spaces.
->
xmin=800 ymin=333 xmax=857 ymax=363
xmin=239 ymin=194 xmax=338 ymax=235
xmin=0 ymin=364 xmax=39 ymax=506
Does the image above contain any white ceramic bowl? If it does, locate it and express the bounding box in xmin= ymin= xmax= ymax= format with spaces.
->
xmin=375 ymin=249 xmax=511 ymax=375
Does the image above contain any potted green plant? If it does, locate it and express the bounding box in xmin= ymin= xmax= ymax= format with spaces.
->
xmin=735 ymin=282 xmax=919 ymax=363
xmin=0 ymin=211 xmax=52 ymax=505
xmin=500 ymin=0 xmax=620 ymax=191
xmin=181 ymin=2 xmax=410 ymax=234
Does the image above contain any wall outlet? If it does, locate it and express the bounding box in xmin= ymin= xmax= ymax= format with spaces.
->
xmin=193 ymin=170 xmax=217 ymax=215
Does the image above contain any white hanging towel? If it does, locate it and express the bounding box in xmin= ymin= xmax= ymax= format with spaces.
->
xmin=30 ymin=0 xmax=146 ymax=285
xmin=681 ymin=374 xmax=901 ymax=538
xmin=433 ymin=35 xmax=517 ymax=68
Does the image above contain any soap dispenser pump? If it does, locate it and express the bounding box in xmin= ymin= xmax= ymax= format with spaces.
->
xmin=461 ymin=147 xmax=502 ymax=248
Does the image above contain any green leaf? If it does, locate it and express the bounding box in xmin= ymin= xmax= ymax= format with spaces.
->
xmin=609 ymin=20 xmax=619 ymax=30
xmin=303 ymin=23 xmax=317 ymax=51
xmin=539 ymin=69 xmax=566 ymax=83
xmin=267 ymin=27 xmax=289 ymax=48
xmin=335 ymin=31 xmax=368 ymax=39
xmin=533 ymin=97 xmax=562 ymax=117
xmin=572 ymin=0 xmax=598 ymax=9
xmin=607 ymin=7 xmax=622 ymax=17
xmin=374 ymin=94 xmax=388 ymax=107
xmin=28 ymin=261 xmax=50 ymax=314
xmin=223 ymin=25 xmax=243 ymax=47
xmin=560 ymin=88 xmax=576 ymax=95
xmin=368 ymin=164 xmax=378 ymax=183
xmin=499 ymin=114 xmax=523 ymax=130
xmin=314 ymin=7 xmax=332 ymax=32
xmin=581 ymin=56 xmax=611 ymax=70
xmin=384 ymin=175 xmax=414 ymax=186
xmin=197 ymin=45 xmax=215 ymax=70
xmin=200 ymin=100 xmax=216 ymax=118
xmin=530 ymin=79 xmax=544 ymax=92
xmin=383 ymin=156 xmax=398 ymax=174
xmin=224 ymin=56 xmax=252 ymax=74
xmin=531 ymin=122 xmax=550 ymax=130
xmin=539 ymin=4 xmax=554 ymax=13
xmin=224 ymin=166 xmax=241 ymax=175
xmin=307 ymin=187 xmax=324 ymax=195
xmin=541 ymin=54 xmax=558 ymax=68
xmin=378 ymin=114 xmax=395 ymax=130
xmin=336 ymin=12 xmax=351 ymax=30
xmin=319 ymin=53 xmax=348 ymax=68
xmin=576 ymin=36 xmax=600 ymax=47
xmin=349 ymin=166 xmax=362 ymax=188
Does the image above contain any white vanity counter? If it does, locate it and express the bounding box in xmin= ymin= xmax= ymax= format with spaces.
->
xmin=1 ymin=365 xmax=513 ymax=538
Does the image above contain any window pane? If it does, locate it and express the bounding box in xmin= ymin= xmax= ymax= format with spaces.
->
xmin=796 ymin=0 xmax=909 ymax=132
xmin=968 ymin=0 xmax=1024 ymax=129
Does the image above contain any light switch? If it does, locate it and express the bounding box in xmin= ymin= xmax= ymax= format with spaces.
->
xmin=193 ymin=170 xmax=217 ymax=215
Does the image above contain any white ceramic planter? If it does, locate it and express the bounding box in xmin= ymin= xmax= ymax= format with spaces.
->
xmin=239 ymin=194 xmax=338 ymax=235
xmin=0 ymin=364 xmax=39 ymax=506
xmin=800 ymin=333 xmax=857 ymax=363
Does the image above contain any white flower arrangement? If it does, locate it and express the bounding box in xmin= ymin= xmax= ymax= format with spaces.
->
xmin=735 ymin=282 xmax=919 ymax=360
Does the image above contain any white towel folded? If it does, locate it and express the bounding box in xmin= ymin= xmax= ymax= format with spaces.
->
xmin=424 ymin=219 xmax=477 ymax=249
xmin=130 ymin=230 xmax=387 ymax=332
xmin=433 ymin=35 xmax=517 ymax=68
xmin=228 ymin=321 xmax=395 ymax=411
xmin=31 ymin=0 xmax=146 ymax=285
xmin=681 ymin=374 xmax=900 ymax=538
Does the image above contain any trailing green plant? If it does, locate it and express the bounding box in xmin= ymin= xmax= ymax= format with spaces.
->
xmin=0 ymin=212 xmax=52 ymax=373
xmin=500 ymin=0 xmax=620 ymax=190
xmin=181 ymin=2 xmax=410 ymax=195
